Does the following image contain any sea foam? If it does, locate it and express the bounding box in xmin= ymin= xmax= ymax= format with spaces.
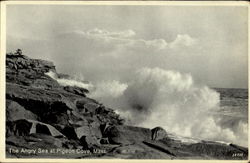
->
xmin=89 ymin=67 xmax=248 ymax=147
xmin=45 ymin=71 xmax=94 ymax=90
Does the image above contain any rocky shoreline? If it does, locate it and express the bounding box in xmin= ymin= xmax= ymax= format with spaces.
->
xmin=5 ymin=52 xmax=248 ymax=159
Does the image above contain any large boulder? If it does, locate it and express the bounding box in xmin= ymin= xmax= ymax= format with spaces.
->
xmin=6 ymin=119 xmax=65 ymax=137
xmin=6 ymin=100 xmax=37 ymax=121
xmin=151 ymin=126 xmax=168 ymax=140
xmin=74 ymin=122 xmax=102 ymax=147
xmin=75 ymin=100 xmax=124 ymax=125
xmin=6 ymin=83 xmax=82 ymax=126
xmin=103 ymin=125 xmax=151 ymax=145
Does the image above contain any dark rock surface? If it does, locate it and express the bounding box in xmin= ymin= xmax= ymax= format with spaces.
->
xmin=64 ymin=86 xmax=89 ymax=97
xmin=151 ymin=126 xmax=168 ymax=140
xmin=5 ymin=52 xmax=248 ymax=159
xmin=103 ymin=125 xmax=151 ymax=145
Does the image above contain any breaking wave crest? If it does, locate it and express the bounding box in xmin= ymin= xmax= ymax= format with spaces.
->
xmin=45 ymin=68 xmax=247 ymax=146
xmin=45 ymin=71 xmax=94 ymax=90
xmin=89 ymin=67 xmax=248 ymax=147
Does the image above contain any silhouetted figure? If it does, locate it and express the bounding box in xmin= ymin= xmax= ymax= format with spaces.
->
xmin=15 ymin=49 xmax=22 ymax=56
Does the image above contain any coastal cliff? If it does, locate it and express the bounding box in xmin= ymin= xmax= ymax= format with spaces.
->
xmin=5 ymin=52 xmax=248 ymax=159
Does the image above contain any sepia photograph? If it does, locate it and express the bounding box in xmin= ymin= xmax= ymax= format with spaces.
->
xmin=1 ymin=1 xmax=249 ymax=161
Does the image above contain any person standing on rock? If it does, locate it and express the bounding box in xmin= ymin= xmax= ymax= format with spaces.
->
xmin=15 ymin=49 xmax=22 ymax=56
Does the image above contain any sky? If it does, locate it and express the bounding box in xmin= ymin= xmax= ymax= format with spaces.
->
xmin=6 ymin=4 xmax=248 ymax=88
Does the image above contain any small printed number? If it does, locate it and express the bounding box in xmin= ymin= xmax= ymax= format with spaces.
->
xmin=232 ymin=153 xmax=243 ymax=157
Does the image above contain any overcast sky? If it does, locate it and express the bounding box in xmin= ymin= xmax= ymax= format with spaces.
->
xmin=6 ymin=4 xmax=248 ymax=88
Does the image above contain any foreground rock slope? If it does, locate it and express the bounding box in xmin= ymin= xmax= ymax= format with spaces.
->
xmin=5 ymin=52 xmax=248 ymax=159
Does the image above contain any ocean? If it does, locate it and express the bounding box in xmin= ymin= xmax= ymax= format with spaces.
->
xmin=213 ymin=88 xmax=248 ymax=147
xmin=167 ymin=88 xmax=248 ymax=147
xmin=214 ymin=88 xmax=248 ymax=121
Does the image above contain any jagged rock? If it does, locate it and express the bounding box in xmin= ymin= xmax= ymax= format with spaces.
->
xmin=75 ymin=99 xmax=96 ymax=114
xmin=6 ymin=100 xmax=37 ymax=121
xmin=60 ymin=126 xmax=78 ymax=140
xmin=7 ymin=119 xmax=65 ymax=137
xmin=69 ymin=119 xmax=89 ymax=127
xmin=31 ymin=76 xmax=61 ymax=89
xmin=6 ymin=133 xmax=75 ymax=152
xmin=183 ymin=142 xmax=248 ymax=159
xmin=143 ymin=140 xmax=177 ymax=157
xmin=96 ymin=108 xmax=124 ymax=125
xmin=76 ymin=99 xmax=91 ymax=107
xmin=6 ymin=83 xmax=80 ymax=126
xmin=95 ymin=105 xmax=109 ymax=114
xmin=59 ymin=121 xmax=103 ymax=148
xmin=100 ymin=138 xmax=109 ymax=144
xmin=229 ymin=143 xmax=248 ymax=153
xmin=6 ymin=54 xmax=57 ymax=88
xmin=6 ymin=120 xmax=32 ymax=137
xmin=103 ymin=125 xmax=151 ymax=145
xmin=151 ymin=126 xmax=168 ymax=140
xmin=76 ymin=102 xmax=124 ymax=125
xmin=74 ymin=122 xmax=102 ymax=147
xmin=64 ymin=86 xmax=89 ymax=96
xmin=84 ymin=103 xmax=100 ymax=113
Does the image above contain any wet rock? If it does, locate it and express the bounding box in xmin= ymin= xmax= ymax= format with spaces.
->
xmin=143 ymin=140 xmax=177 ymax=157
xmin=74 ymin=122 xmax=102 ymax=146
xmin=6 ymin=54 xmax=57 ymax=88
xmin=60 ymin=126 xmax=78 ymax=140
xmin=100 ymin=138 xmax=109 ymax=144
xmin=103 ymin=125 xmax=151 ymax=145
xmin=229 ymin=143 xmax=248 ymax=153
xmin=151 ymin=126 xmax=168 ymax=140
xmin=31 ymin=76 xmax=61 ymax=89
xmin=6 ymin=83 xmax=81 ymax=126
xmin=6 ymin=133 xmax=72 ymax=152
xmin=6 ymin=120 xmax=32 ymax=136
xmin=84 ymin=103 xmax=100 ymax=113
xmin=95 ymin=105 xmax=109 ymax=114
xmin=7 ymin=119 xmax=65 ymax=137
xmin=114 ymin=144 xmax=147 ymax=155
xmin=183 ymin=142 xmax=248 ymax=159
xmin=6 ymin=100 xmax=37 ymax=121
xmin=64 ymin=86 xmax=89 ymax=96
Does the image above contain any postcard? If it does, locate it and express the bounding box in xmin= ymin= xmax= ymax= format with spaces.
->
xmin=0 ymin=1 xmax=249 ymax=162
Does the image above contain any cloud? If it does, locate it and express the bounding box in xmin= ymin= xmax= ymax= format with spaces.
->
xmin=143 ymin=39 xmax=168 ymax=50
xmin=6 ymin=5 xmax=248 ymax=89
xmin=87 ymin=28 xmax=136 ymax=38
xmin=169 ymin=34 xmax=197 ymax=49
xmin=57 ymin=28 xmax=196 ymax=52
xmin=6 ymin=28 xmax=198 ymax=84
xmin=8 ymin=28 xmax=199 ymax=84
